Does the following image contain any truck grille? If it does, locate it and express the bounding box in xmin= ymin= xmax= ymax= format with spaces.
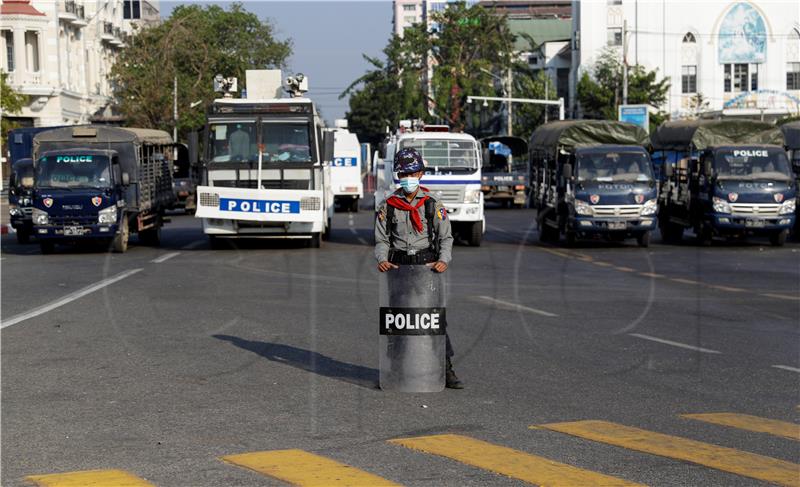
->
xmin=591 ymin=205 xmax=642 ymax=217
xmin=199 ymin=192 xmax=220 ymax=207
xmin=730 ymin=203 xmax=780 ymax=217
xmin=300 ymin=197 xmax=320 ymax=211
xmin=213 ymin=180 xmax=310 ymax=190
xmin=49 ymin=215 xmax=97 ymax=226
xmin=430 ymin=188 xmax=463 ymax=204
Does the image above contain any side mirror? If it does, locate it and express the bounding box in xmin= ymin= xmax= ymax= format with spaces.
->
xmin=322 ymin=131 xmax=334 ymax=163
xmin=663 ymin=163 xmax=674 ymax=178
xmin=122 ymin=172 xmax=130 ymax=186
xmin=704 ymin=160 xmax=713 ymax=177
xmin=562 ymin=163 xmax=573 ymax=181
xmin=482 ymin=148 xmax=490 ymax=166
xmin=188 ymin=131 xmax=199 ymax=166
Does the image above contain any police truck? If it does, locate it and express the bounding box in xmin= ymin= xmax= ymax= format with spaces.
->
xmin=194 ymin=70 xmax=334 ymax=248
xmin=329 ymin=120 xmax=363 ymax=212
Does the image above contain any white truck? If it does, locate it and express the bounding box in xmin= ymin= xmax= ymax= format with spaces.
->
xmin=194 ymin=70 xmax=334 ymax=248
xmin=375 ymin=126 xmax=485 ymax=246
xmin=329 ymin=120 xmax=363 ymax=212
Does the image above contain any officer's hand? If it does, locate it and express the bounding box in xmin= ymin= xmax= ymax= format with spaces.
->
xmin=428 ymin=261 xmax=448 ymax=273
xmin=378 ymin=261 xmax=399 ymax=272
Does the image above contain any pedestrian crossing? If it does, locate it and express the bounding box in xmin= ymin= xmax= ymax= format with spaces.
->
xmin=24 ymin=411 xmax=800 ymax=487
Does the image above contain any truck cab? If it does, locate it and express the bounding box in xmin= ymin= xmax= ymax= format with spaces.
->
xmin=652 ymin=120 xmax=793 ymax=246
xmin=375 ymin=128 xmax=485 ymax=246
xmin=329 ymin=121 xmax=363 ymax=212
xmin=8 ymin=158 xmax=34 ymax=243
xmin=479 ymin=136 xmax=529 ymax=208
xmin=530 ymin=121 xmax=656 ymax=247
xmin=194 ymin=70 xmax=333 ymax=248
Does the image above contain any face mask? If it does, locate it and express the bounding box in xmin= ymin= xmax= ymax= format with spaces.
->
xmin=399 ymin=177 xmax=420 ymax=193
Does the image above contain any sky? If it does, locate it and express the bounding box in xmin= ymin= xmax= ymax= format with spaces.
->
xmin=160 ymin=1 xmax=393 ymax=124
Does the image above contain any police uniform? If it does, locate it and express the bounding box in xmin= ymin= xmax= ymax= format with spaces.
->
xmin=375 ymin=182 xmax=463 ymax=388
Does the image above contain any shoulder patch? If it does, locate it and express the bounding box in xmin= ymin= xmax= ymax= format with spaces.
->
xmin=437 ymin=206 xmax=447 ymax=220
xmin=377 ymin=204 xmax=387 ymax=222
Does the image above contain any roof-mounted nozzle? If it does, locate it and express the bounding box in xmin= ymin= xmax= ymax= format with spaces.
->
xmin=213 ymin=74 xmax=238 ymax=98
xmin=284 ymin=73 xmax=308 ymax=98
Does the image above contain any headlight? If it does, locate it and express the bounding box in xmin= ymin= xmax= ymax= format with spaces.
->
xmin=32 ymin=208 xmax=49 ymax=225
xmin=640 ymin=199 xmax=658 ymax=216
xmin=574 ymin=199 xmax=593 ymax=216
xmin=98 ymin=206 xmax=118 ymax=224
xmin=9 ymin=204 xmax=21 ymax=216
xmin=464 ymin=189 xmax=481 ymax=204
xmin=712 ymin=196 xmax=731 ymax=214
xmin=20 ymin=197 xmax=31 ymax=206
xmin=779 ymin=199 xmax=796 ymax=215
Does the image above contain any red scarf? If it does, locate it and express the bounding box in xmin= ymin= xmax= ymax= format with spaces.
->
xmin=387 ymin=194 xmax=430 ymax=233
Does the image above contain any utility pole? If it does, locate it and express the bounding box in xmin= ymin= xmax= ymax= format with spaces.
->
xmin=622 ymin=19 xmax=629 ymax=106
xmin=506 ymin=68 xmax=513 ymax=136
xmin=173 ymin=76 xmax=178 ymax=160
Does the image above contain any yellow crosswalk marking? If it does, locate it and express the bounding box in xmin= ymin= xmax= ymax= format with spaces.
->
xmin=221 ymin=449 xmax=400 ymax=486
xmin=540 ymin=420 xmax=800 ymax=487
xmin=389 ymin=433 xmax=643 ymax=486
xmin=682 ymin=413 xmax=800 ymax=441
xmin=26 ymin=469 xmax=153 ymax=487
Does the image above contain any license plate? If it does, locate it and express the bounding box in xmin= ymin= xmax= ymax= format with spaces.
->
xmin=498 ymin=185 xmax=510 ymax=192
xmin=608 ymin=221 xmax=626 ymax=230
xmin=64 ymin=226 xmax=84 ymax=236
xmin=745 ymin=219 xmax=765 ymax=228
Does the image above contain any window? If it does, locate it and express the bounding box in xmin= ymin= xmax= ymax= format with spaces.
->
xmin=788 ymin=63 xmax=800 ymax=90
xmin=723 ymin=63 xmax=760 ymax=93
xmin=682 ymin=32 xmax=696 ymax=43
xmin=403 ymin=4 xmax=416 ymax=11
xmin=3 ymin=31 xmax=14 ymax=72
xmin=681 ymin=65 xmax=697 ymax=93
xmin=25 ymin=31 xmax=39 ymax=72
xmin=404 ymin=15 xmax=416 ymax=24
xmin=607 ymin=28 xmax=622 ymax=46
xmin=528 ymin=55 xmax=538 ymax=65
xmin=123 ymin=0 xmax=140 ymax=19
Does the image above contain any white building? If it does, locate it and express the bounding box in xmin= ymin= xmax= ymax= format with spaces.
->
xmin=570 ymin=0 xmax=800 ymax=120
xmin=393 ymin=0 xmax=447 ymax=37
xmin=0 ymin=0 xmax=160 ymax=127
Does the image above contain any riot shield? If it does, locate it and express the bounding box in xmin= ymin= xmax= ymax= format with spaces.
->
xmin=379 ymin=265 xmax=446 ymax=392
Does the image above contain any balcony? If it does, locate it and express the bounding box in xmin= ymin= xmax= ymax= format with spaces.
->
xmin=58 ymin=0 xmax=77 ymax=22
xmin=100 ymin=21 xmax=115 ymax=42
xmin=72 ymin=5 xmax=87 ymax=27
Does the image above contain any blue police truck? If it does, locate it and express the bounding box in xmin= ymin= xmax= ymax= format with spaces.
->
xmin=529 ymin=120 xmax=657 ymax=247
xmin=651 ymin=120 xmax=795 ymax=246
xmin=781 ymin=121 xmax=800 ymax=239
xmin=31 ymin=126 xmax=175 ymax=253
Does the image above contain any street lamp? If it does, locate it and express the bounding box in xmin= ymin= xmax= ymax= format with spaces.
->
xmin=480 ymin=68 xmax=512 ymax=136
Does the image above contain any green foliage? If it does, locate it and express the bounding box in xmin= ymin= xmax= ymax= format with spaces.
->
xmin=1 ymin=71 xmax=27 ymax=135
xmin=577 ymin=48 xmax=671 ymax=132
xmin=110 ymin=2 xmax=291 ymax=137
xmin=343 ymin=3 xmax=516 ymax=141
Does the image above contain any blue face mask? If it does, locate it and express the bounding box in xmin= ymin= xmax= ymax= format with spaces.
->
xmin=399 ymin=177 xmax=420 ymax=193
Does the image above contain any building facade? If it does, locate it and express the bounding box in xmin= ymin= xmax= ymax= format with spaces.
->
xmin=0 ymin=0 xmax=160 ymax=127
xmin=570 ymin=0 xmax=800 ymax=120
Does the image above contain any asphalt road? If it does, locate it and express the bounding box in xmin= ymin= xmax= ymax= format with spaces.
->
xmin=2 ymin=206 xmax=799 ymax=487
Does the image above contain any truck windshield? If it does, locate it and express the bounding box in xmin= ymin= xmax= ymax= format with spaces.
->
xmin=35 ymin=154 xmax=112 ymax=189
xmin=209 ymin=121 xmax=257 ymax=163
xmin=577 ymin=151 xmax=653 ymax=182
xmin=399 ymin=139 xmax=478 ymax=170
xmin=13 ymin=165 xmax=34 ymax=189
xmin=714 ymin=148 xmax=792 ymax=181
xmin=261 ymin=120 xmax=312 ymax=163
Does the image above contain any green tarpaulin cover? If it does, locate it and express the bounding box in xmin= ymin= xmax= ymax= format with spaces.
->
xmin=529 ymin=120 xmax=649 ymax=151
xmin=650 ymin=120 xmax=783 ymax=151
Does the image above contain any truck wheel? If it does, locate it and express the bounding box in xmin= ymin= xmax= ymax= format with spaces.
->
xmin=769 ymin=229 xmax=787 ymax=247
xmin=636 ymin=231 xmax=651 ymax=248
xmin=112 ymin=221 xmax=129 ymax=253
xmin=539 ymin=218 xmax=558 ymax=243
xmin=39 ymin=241 xmax=55 ymax=254
xmin=16 ymin=229 xmax=31 ymax=244
xmin=322 ymin=217 xmax=332 ymax=241
xmin=309 ymin=232 xmax=322 ymax=248
xmin=467 ymin=221 xmax=482 ymax=247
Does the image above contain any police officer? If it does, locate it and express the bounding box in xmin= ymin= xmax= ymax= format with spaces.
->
xmin=375 ymin=148 xmax=463 ymax=389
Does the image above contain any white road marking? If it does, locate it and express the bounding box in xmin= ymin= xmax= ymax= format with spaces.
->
xmin=349 ymin=227 xmax=368 ymax=245
xmin=151 ymin=252 xmax=180 ymax=263
xmin=629 ymin=333 xmax=721 ymax=354
xmin=1 ymin=268 xmax=143 ymax=329
xmin=475 ymin=296 xmax=558 ymax=317
xmin=181 ymin=239 xmax=205 ymax=250
xmin=771 ymin=365 xmax=800 ymax=373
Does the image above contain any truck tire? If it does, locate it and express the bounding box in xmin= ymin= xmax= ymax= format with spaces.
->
xmin=636 ymin=231 xmax=651 ymax=248
xmin=39 ymin=241 xmax=55 ymax=254
xmin=539 ymin=218 xmax=558 ymax=243
xmin=770 ymin=229 xmax=787 ymax=247
xmin=16 ymin=229 xmax=31 ymax=244
xmin=309 ymin=232 xmax=322 ymax=248
xmin=322 ymin=217 xmax=332 ymax=241
xmin=467 ymin=221 xmax=482 ymax=247
xmin=112 ymin=220 xmax=129 ymax=253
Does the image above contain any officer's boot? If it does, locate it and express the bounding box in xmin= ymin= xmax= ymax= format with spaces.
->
xmin=445 ymin=357 xmax=464 ymax=389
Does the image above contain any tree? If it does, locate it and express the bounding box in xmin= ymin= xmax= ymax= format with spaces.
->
xmin=577 ymin=47 xmax=671 ymax=132
xmin=110 ymin=3 xmax=291 ymax=136
xmin=343 ymin=3 xmax=516 ymax=140
xmin=1 ymin=71 xmax=26 ymax=136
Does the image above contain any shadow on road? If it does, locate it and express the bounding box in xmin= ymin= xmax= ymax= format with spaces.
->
xmin=213 ymin=334 xmax=379 ymax=390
